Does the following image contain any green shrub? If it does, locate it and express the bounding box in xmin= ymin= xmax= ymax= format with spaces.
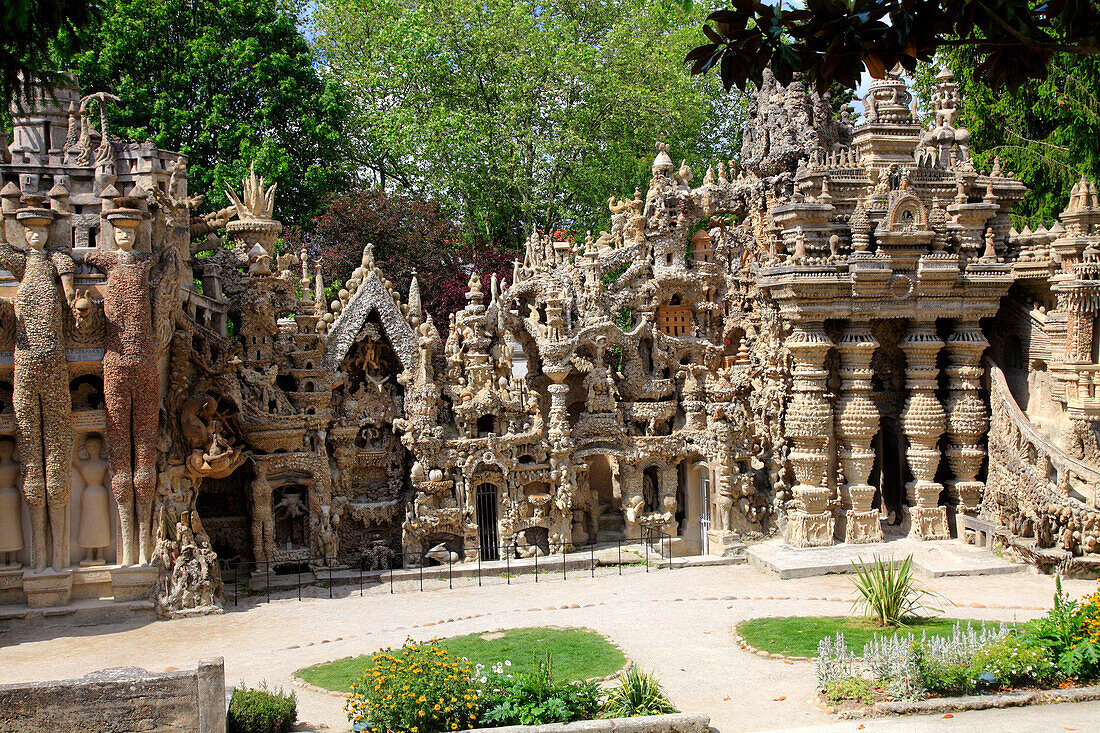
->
xmin=850 ymin=555 xmax=942 ymax=627
xmin=1022 ymin=576 xmax=1100 ymax=679
xmin=345 ymin=641 xmax=486 ymax=733
xmin=602 ymin=668 xmax=677 ymax=718
xmin=227 ymin=684 xmax=296 ymax=733
xmin=823 ymin=677 xmax=874 ymax=706
xmin=910 ymin=641 xmax=974 ymax=696
xmin=970 ymin=635 xmax=1059 ymax=687
xmin=481 ymin=653 xmax=601 ymax=727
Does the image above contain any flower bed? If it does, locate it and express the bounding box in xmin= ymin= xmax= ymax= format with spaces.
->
xmin=345 ymin=639 xmax=675 ymax=732
xmin=815 ymin=579 xmax=1100 ymax=711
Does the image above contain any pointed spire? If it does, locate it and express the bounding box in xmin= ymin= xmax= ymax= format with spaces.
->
xmin=408 ymin=272 xmax=422 ymax=328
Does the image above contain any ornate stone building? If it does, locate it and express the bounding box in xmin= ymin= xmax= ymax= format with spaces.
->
xmin=2 ymin=66 xmax=1100 ymax=616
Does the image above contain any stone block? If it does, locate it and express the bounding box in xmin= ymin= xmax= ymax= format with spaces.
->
xmin=110 ymin=565 xmax=158 ymax=601
xmin=22 ymin=568 xmax=72 ymax=607
xmin=706 ymin=530 xmax=747 ymax=558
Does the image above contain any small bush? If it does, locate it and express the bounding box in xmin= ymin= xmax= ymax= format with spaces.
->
xmin=970 ymin=635 xmax=1059 ymax=687
xmin=345 ymin=640 xmax=486 ymax=733
xmin=481 ymin=653 xmax=601 ymax=726
xmin=227 ymin=684 xmax=296 ymax=733
xmin=601 ymin=668 xmax=677 ymax=718
xmin=823 ymin=677 xmax=874 ymax=705
xmin=850 ymin=555 xmax=942 ymax=627
xmin=1023 ymin=576 xmax=1100 ymax=679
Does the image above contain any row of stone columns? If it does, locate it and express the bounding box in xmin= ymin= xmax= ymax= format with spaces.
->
xmin=785 ymin=319 xmax=988 ymax=547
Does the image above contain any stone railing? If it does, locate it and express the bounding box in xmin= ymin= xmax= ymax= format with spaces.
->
xmin=985 ymin=359 xmax=1100 ymax=564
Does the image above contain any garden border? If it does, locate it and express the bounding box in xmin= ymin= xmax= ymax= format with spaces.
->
xmin=732 ymin=627 xmax=813 ymax=663
xmin=465 ymin=712 xmax=710 ymax=733
xmin=291 ymin=625 xmax=633 ymax=699
xmin=812 ymin=683 xmax=1100 ymax=718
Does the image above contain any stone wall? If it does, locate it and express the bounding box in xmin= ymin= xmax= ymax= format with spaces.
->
xmin=0 ymin=656 xmax=225 ymax=733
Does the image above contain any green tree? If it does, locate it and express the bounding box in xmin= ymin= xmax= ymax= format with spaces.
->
xmin=688 ymin=0 xmax=1100 ymax=93
xmin=917 ymin=52 xmax=1100 ymax=226
xmin=312 ymin=0 xmax=747 ymax=246
xmin=52 ymin=0 xmax=349 ymax=225
xmin=2 ymin=0 xmax=99 ymax=107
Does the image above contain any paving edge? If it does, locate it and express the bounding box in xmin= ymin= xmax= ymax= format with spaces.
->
xmin=290 ymin=625 xmax=634 ymax=700
xmin=811 ymin=683 xmax=1100 ymax=718
xmin=731 ymin=629 xmax=813 ymax=663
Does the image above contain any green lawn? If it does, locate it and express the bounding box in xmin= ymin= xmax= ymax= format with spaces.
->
xmin=737 ymin=616 xmax=1017 ymax=658
xmin=295 ymin=627 xmax=627 ymax=693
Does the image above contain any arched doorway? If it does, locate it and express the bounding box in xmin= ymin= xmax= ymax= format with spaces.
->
xmin=475 ymin=483 xmax=499 ymax=560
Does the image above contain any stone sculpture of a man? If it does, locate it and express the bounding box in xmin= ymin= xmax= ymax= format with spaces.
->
xmin=77 ymin=209 xmax=158 ymax=565
xmin=0 ymin=207 xmax=76 ymax=572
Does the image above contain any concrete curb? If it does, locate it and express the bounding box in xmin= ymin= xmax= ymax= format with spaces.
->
xmin=466 ymin=712 xmax=710 ymax=733
xmin=731 ymin=629 xmax=813 ymax=663
xmin=812 ymin=683 xmax=1100 ymax=718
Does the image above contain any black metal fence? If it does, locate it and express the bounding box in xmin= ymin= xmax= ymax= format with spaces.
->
xmin=218 ymin=530 xmax=675 ymax=607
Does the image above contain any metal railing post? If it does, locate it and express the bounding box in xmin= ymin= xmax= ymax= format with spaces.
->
xmin=590 ymin=540 xmax=594 ymax=578
xmin=561 ymin=542 xmax=566 ymax=580
xmin=328 ymin=562 xmax=333 ymax=599
xmin=297 ymin=563 xmax=301 ymax=602
xmin=506 ymin=546 xmax=510 ymax=585
xmin=419 ymin=558 xmax=424 ymax=592
xmin=645 ymin=533 xmax=649 ymax=572
xmin=477 ymin=546 xmax=482 ymax=587
xmin=359 ymin=559 xmax=364 ymax=597
xmin=534 ymin=546 xmax=538 ymax=583
xmin=266 ymin=560 xmax=271 ymax=603
xmin=448 ymin=553 xmax=453 ymax=590
xmin=389 ymin=559 xmax=394 ymax=594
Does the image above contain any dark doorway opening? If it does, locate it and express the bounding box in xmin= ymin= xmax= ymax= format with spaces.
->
xmin=476 ymin=483 xmax=500 ymax=560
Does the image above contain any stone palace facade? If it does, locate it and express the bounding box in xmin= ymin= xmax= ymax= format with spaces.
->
xmin=1 ymin=68 xmax=1099 ymax=615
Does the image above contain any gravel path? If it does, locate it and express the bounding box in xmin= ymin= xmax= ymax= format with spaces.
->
xmin=0 ymin=563 xmax=1094 ymax=732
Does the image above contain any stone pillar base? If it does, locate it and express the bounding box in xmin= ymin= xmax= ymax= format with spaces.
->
xmin=110 ymin=565 xmax=159 ymax=601
xmin=23 ymin=568 xmax=74 ymax=607
xmin=907 ymin=505 xmax=949 ymax=540
xmin=955 ymin=480 xmax=984 ymax=515
xmin=844 ymin=509 xmax=884 ymax=544
xmin=785 ymin=511 xmax=835 ymax=547
xmin=706 ymin=530 xmax=747 ymax=558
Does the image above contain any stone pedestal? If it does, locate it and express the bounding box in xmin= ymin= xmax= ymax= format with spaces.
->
xmin=23 ymin=568 xmax=73 ymax=607
xmin=706 ymin=529 xmax=746 ymax=558
xmin=110 ymin=565 xmax=159 ymax=601
xmin=907 ymin=504 xmax=949 ymax=540
xmin=786 ymin=509 xmax=836 ymax=548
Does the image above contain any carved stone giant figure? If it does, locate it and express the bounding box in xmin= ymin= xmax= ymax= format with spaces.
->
xmin=0 ymin=207 xmax=76 ymax=572
xmin=79 ymin=209 xmax=159 ymax=566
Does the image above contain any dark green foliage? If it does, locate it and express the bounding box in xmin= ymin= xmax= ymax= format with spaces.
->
xmin=481 ymin=653 xmax=601 ymax=727
xmin=1022 ymin=576 xmax=1100 ymax=679
xmin=2 ymin=0 xmax=99 ymax=107
xmin=910 ymin=641 xmax=974 ymax=696
xmin=688 ymin=0 xmax=1100 ymax=93
xmin=52 ymin=0 xmax=349 ymax=225
xmin=227 ymin=684 xmax=297 ymax=733
xmin=850 ymin=555 xmax=941 ymax=627
xmin=602 ymin=668 xmax=677 ymax=718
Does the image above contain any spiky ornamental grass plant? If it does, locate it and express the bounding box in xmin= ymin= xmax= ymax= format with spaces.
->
xmin=602 ymin=668 xmax=677 ymax=718
xmin=850 ymin=555 xmax=944 ymax=627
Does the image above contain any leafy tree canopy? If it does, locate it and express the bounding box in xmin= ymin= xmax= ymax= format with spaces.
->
xmin=916 ymin=52 xmax=1100 ymax=227
xmin=311 ymin=0 xmax=747 ymax=247
xmin=292 ymin=189 xmax=513 ymax=326
xmin=2 ymin=0 xmax=98 ymax=107
xmin=689 ymin=0 xmax=1100 ymax=93
xmin=51 ymin=0 xmax=350 ymax=225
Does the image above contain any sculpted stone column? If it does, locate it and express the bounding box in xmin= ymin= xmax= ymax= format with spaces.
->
xmin=944 ymin=326 xmax=989 ymax=515
xmin=784 ymin=322 xmax=834 ymax=547
xmin=900 ymin=322 xmax=949 ymax=539
xmin=835 ymin=328 xmax=883 ymax=543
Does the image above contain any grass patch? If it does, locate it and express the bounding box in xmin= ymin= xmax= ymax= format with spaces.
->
xmin=295 ymin=627 xmax=626 ymax=693
xmin=737 ymin=616 xmax=1018 ymax=658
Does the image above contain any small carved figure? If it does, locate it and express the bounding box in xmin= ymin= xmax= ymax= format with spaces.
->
xmin=0 ymin=438 xmax=23 ymax=568
xmin=74 ymin=434 xmax=112 ymax=565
